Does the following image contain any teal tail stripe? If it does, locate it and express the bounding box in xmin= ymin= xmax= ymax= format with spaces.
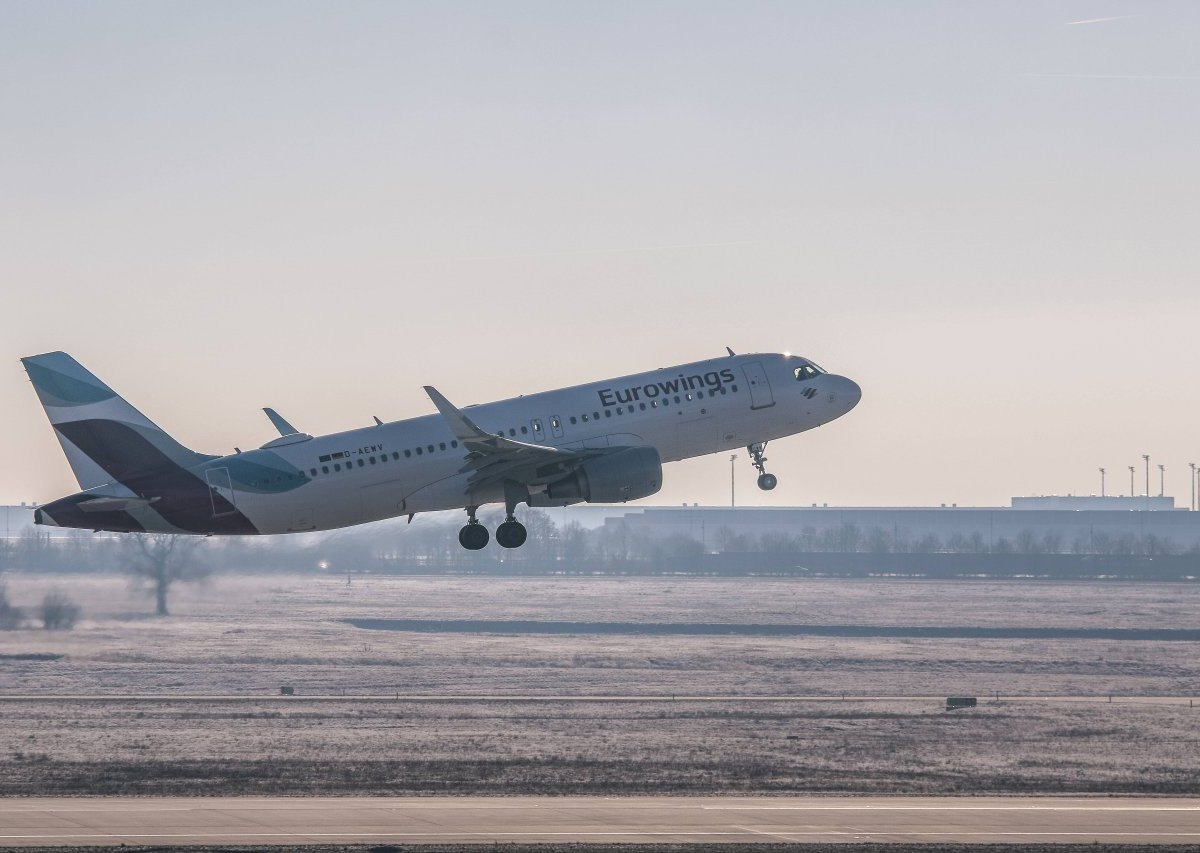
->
xmin=24 ymin=353 xmax=118 ymax=408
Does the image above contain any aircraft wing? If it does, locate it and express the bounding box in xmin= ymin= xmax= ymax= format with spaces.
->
xmin=423 ymin=386 xmax=606 ymax=493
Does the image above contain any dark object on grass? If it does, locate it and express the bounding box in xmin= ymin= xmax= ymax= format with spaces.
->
xmin=280 ymin=686 xmax=294 ymax=696
xmin=946 ymin=696 xmax=977 ymax=710
xmin=41 ymin=589 xmax=81 ymax=630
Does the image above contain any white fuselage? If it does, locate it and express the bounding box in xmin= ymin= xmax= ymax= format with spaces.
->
xmin=215 ymin=353 xmax=859 ymax=534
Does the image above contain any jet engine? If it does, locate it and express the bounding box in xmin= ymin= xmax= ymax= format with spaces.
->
xmin=543 ymin=447 xmax=662 ymax=504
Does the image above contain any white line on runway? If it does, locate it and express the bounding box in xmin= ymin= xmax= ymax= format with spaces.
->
xmin=732 ymin=823 xmax=805 ymax=842
xmin=705 ymin=804 xmax=1200 ymax=810
xmin=3 ymin=832 xmax=1200 ymax=841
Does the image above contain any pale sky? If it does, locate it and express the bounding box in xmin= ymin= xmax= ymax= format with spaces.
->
xmin=3 ymin=1 xmax=1198 ymax=509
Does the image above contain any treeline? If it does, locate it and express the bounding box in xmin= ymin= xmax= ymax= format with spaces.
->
xmin=3 ymin=512 xmax=1200 ymax=577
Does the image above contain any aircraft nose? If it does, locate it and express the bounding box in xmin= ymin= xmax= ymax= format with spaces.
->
xmin=830 ymin=375 xmax=862 ymax=414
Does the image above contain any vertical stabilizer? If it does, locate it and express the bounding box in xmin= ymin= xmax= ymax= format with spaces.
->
xmin=21 ymin=351 xmax=212 ymax=492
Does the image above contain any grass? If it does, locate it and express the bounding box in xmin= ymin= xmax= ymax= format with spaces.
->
xmin=1 ymin=573 xmax=1199 ymax=795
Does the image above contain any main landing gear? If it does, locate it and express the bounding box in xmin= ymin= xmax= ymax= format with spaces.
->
xmin=458 ymin=508 xmax=490 ymax=551
xmin=458 ymin=505 xmax=528 ymax=550
xmin=748 ymin=442 xmax=778 ymax=491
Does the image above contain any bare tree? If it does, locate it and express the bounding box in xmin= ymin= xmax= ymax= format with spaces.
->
xmin=0 ymin=585 xmax=24 ymax=630
xmin=126 ymin=534 xmax=208 ymax=616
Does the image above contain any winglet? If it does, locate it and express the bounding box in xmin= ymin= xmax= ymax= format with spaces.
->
xmin=726 ymin=346 xmax=736 ymax=357
xmin=263 ymin=407 xmax=299 ymax=436
xmin=423 ymin=386 xmax=492 ymax=443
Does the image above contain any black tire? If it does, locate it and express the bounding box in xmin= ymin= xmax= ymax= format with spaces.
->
xmin=757 ymin=473 xmax=778 ymax=491
xmin=458 ymin=523 xmax=489 ymax=550
xmin=496 ymin=520 xmax=528 ymax=549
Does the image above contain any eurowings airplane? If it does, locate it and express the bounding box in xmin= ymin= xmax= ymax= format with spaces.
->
xmin=22 ymin=350 xmax=860 ymax=549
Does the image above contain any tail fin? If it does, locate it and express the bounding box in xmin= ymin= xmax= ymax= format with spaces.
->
xmin=21 ymin=351 xmax=212 ymax=492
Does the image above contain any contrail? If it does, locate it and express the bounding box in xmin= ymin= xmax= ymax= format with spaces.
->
xmin=1066 ymin=15 xmax=1137 ymax=25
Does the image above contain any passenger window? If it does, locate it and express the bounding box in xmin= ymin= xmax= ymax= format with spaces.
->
xmin=440 ymin=442 xmax=447 ymax=451
xmin=451 ymin=440 xmax=458 ymax=448
xmin=582 ymin=414 xmax=589 ymax=422
xmin=521 ymin=426 xmax=528 ymax=434
xmin=357 ymin=459 xmax=364 ymax=467
xmin=427 ymin=445 xmax=435 ymax=453
xmin=369 ymin=456 xmax=376 ymax=464
xmin=673 ymin=396 xmax=680 ymax=404
xmin=404 ymin=450 xmax=411 ymax=458
xmin=551 ymin=417 xmax=561 ymax=428
xmin=334 ymin=464 xmax=341 ymax=472
xmin=731 ymin=384 xmax=738 ymax=392
xmin=416 ymin=447 xmax=422 ymax=456
xmin=640 ymin=403 xmax=647 ymax=410
xmin=310 ymin=468 xmax=317 ymax=477
xmin=686 ymin=393 xmax=692 ymax=401
xmin=322 ymin=466 xmax=329 ymax=474
xmin=570 ymin=416 xmax=577 ymax=424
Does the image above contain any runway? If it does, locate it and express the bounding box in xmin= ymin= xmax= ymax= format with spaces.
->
xmin=1 ymin=796 xmax=1198 ymax=846
xmin=0 ymin=693 xmax=1197 ymax=705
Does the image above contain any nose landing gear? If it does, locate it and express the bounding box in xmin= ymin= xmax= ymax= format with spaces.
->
xmin=747 ymin=442 xmax=778 ymax=490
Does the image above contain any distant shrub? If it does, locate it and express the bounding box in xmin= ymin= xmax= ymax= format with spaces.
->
xmin=0 ymin=586 xmax=24 ymax=630
xmin=40 ymin=589 xmax=81 ymax=630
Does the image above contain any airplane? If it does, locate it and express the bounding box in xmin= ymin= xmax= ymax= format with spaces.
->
xmin=21 ymin=350 xmax=861 ymax=549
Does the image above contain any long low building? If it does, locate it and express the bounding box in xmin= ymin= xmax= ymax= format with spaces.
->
xmin=599 ymin=496 xmax=1200 ymax=555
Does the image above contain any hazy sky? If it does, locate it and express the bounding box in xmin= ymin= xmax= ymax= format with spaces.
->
xmin=3 ymin=1 xmax=1199 ymax=510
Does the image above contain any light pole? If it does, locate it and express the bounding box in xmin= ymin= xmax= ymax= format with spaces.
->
xmin=730 ymin=454 xmax=737 ymax=507
xmin=1099 ymin=467 xmax=1106 ymax=497
xmin=1191 ymin=462 xmax=1197 ymax=511
xmin=1128 ymin=466 xmax=1135 ymax=498
xmin=1143 ymin=454 xmax=1150 ymax=510
xmin=1158 ymin=464 xmax=1165 ymax=497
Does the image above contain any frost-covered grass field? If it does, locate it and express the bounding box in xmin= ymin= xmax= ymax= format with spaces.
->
xmin=1 ymin=573 xmax=1199 ymax=795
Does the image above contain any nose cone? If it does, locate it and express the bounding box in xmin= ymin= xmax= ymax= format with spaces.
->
xmin=829 ymin=375 xmax=862 ymax=417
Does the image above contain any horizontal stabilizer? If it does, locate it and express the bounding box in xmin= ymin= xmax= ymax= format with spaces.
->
xmin=78 ymin=496 xmax=160 ymax=513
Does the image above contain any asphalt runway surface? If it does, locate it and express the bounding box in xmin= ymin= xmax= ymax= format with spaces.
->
xmin=0 ymin=694 xmax=1196 ymax=705
xmin=1 ymin=796 xmax=1198 ymax=846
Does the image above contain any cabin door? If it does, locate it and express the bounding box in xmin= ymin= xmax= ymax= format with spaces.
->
xmin=742 ymin=361 xmax=776 ymax=410
xmin=206 ymin=468 xmax=237 ymax=516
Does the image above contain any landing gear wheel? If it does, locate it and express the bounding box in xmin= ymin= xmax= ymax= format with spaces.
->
xmin=747 ymin=442 xmax=776 ymax=490
xmin=458 ymin=523 xmax=489 ymax=550
xmin=495 ymin=520 xmax=528 ymax=549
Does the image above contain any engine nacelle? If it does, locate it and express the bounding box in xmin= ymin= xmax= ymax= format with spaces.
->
xmin=543 ymin=447 xmax=663 ymax=504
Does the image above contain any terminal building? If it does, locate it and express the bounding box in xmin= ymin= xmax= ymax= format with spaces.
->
xmin=594 ymin=495 xmax=1200 ymax=555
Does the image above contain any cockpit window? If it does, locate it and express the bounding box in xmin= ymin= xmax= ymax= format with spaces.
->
xmin=794 ymin=363 xmax=823 ymax=382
